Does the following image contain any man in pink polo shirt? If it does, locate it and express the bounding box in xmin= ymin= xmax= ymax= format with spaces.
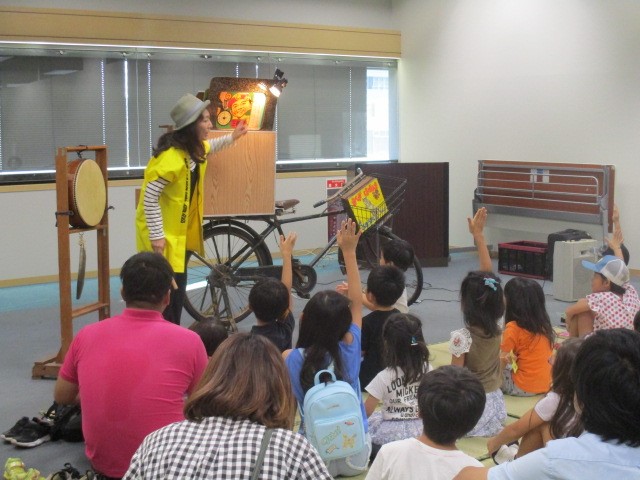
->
xmin=54 ymin=252 xmax=208 ymax=479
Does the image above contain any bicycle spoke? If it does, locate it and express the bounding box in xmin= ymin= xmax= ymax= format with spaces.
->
xmin=184 ymin=225 xmax=272 ymax=324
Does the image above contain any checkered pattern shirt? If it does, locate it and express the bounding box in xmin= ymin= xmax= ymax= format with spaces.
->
xmin=123 ymin=416 xmax=332 ymax=480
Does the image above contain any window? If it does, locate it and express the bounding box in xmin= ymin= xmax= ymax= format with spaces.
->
xmin=0 ymin=45 xmax=397 ymax=183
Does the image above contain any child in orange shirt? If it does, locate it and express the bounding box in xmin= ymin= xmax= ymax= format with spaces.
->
xmin=500 ymin=277 xmax=554 ymax=396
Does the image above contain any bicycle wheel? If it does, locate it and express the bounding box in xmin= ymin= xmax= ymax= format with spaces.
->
xmin=359 ymin=229 xmax=423 ymax=305
xmin=184 ymin=224 xmax=272 ymax=325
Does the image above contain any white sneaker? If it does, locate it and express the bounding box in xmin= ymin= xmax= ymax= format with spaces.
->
xmin=492 ymin=443 xmax=519 ymax=465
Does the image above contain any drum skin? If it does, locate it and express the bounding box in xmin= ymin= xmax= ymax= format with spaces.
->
xmin=67 ymin=159 xmax=106 ymax=228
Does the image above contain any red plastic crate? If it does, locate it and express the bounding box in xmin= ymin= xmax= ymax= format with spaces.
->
xmin=498 ymin=241 xmax=548 ymax=279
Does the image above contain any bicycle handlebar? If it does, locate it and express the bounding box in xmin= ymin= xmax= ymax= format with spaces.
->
xmin=313 ymin=199 xmax=326 ymax=208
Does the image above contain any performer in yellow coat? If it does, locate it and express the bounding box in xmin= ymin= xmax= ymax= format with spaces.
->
xmin=136 ymin=93 xmax=247 ymax=324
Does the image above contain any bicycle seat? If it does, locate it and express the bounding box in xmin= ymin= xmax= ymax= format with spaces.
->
xmin=275 ymin=199 xmax=300 ymax=210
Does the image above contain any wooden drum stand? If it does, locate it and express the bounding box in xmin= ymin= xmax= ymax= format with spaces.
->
xmin=32 ymin=146 xmax=111 ymax=378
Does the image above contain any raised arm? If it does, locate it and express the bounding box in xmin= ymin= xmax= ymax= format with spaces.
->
xmin=206 ymin=121 xmax=248 ymax=159
xmin=612 ymin=203 xmax=621 ymax=231
xmin=605 ymin=205 xmax=625 ymax=261
xmin=337 ymin=219 xmax=363 ymax=331
xmin=468 ymin=207 xmax=492 ymax=272
xmin=279 ymin=232 xmax=297 ymax=311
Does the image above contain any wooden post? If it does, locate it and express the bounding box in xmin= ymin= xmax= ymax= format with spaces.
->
xmin=32 ymin=146 xmax=111 ymax=379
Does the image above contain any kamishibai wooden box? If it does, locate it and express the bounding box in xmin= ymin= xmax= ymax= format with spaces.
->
xmin=203 ymin=130 xmax=276 ymax=216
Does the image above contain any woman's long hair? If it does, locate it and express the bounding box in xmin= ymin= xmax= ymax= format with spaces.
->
xmin=153 ymin=118 xmax=206 ymax=162
xmin=549 ymin=338 xmax=584 ymax=439
xmin=504 ymin=277 xmax=555 ymax=348
xmin=295 ymin=290 xmax=352 ymax=393
xmin=382 ymin=313 xmax=430 ymax=385
xmin=184 ymin=333 xmax=295 ymax=429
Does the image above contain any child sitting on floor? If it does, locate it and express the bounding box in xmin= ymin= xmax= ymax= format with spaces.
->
xmin=365 ymin=239 xmax=415 ymax=313
xmin=366 ymin=365 xmax=485 ymax=480
xmin=565 ymin=255 xmax=640 ymax=337
xmin=364 ymin=313 xmax=432 ymax=461
xmin=359 ymin=265 xmax=406 ymax=389
xmin=487 ymin=338 xmax=584 ymax=464
xmin=449 ymin=207 xmax=506 ymax=437
xmin=284 ymin=219 xmax=371 ymax=478
xmin=249 ymin=232 xmax=297 ymax=352
xmin=500 ymin=277 xmax=554 ymax=396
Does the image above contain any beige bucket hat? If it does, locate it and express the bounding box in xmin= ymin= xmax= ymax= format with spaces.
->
xmin=170 ymin=93 xmax=211 ymax=131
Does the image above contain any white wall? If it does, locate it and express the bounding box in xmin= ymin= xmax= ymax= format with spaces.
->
xmin=395 ymin=0 xmax=640 ymax=268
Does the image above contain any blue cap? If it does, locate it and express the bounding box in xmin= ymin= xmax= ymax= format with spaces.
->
xmin=582 ymin=255 xmax=629 ymax=286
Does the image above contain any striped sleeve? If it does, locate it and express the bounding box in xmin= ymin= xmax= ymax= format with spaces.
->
xmin=143 ymin=177 xmax=169 ymax=240
xmin=208 ymin=133 xmax=234 ymax=153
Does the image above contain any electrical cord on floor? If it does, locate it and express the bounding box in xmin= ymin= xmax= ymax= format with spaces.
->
xmin=412 ymin=283 xmax=461 ymax=304
xmin=413 ymin=298 xmax=461 ymax=304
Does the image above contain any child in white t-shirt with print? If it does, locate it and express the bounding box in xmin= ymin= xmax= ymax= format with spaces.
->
xmin=364 ymin=313 xmax=432 ymax=460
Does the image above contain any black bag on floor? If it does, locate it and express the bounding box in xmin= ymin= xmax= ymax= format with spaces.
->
xmin=49 ymin=402 xmax=84 ymax=442
xmin=546 ymin=229 xmax=592 ymax=280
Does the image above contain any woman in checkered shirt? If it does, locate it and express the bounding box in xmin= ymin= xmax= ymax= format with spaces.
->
xmin=123 ymin=334 xmax=332 ymax=479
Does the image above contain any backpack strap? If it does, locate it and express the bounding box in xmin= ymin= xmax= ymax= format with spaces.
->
xmin=251 ymin=428 xmax=274 ymax=480
xmin=297 ymin=348 xmax=336 ymax=372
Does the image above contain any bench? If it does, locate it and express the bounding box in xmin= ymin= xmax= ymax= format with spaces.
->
xmin=473 ymin=160 xmax=615 ymax=234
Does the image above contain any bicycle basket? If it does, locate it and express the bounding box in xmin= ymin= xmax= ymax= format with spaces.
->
xmin=340 ymin=174 xmax=407 ymax=232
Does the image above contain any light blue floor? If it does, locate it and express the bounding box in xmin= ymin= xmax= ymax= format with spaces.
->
xmin=0 ymin=253 xmax=342 ymax=315
xmin=0 ymin=277 xmax=123 ymax=314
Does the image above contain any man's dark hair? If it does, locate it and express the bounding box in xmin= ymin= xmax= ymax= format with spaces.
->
xmin=381 ymin=239 xmax=414 ymax=271
xmin=366 ymin=265 xmax=405 ymax=307
xmin=572 ymin=328 xmax=640 ymax=447
xmin=418 ymin=365 xmax=485 ymax=445
xmin=120 ymin=252 xmax=173 ymax=306
xmin=248 ymin=277 xmax=289 ymax=322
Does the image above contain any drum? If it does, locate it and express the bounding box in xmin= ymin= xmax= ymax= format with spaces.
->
xmin=67 ymin=158 xmax=107 ymax=228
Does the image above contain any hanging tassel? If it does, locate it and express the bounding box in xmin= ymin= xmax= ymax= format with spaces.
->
xmin=76 ymin=233 xmax=86 ymax=299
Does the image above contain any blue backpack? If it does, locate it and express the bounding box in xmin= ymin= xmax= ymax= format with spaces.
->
xmin=302 ymin=369 xmax=366 ymax=461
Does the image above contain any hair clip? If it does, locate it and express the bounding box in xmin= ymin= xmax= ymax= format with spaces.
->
xmin=484 ymin=277 xmax=498 ymax=291
xmin=410 ymin=336 xmax=418 ymax=346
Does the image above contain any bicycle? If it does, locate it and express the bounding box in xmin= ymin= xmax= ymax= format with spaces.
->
xmin=184 ymin=171 xmax=423 ymax=330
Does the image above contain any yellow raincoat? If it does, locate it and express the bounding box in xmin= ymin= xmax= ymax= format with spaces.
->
xmin=135 ymin=141 xmax=211 ymax=273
